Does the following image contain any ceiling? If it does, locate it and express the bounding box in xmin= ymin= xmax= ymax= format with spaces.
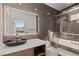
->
xmin=45 ymin=3 xmax=74 ymax=11
xmin=4 ymin=3 xmax=58 ymax=15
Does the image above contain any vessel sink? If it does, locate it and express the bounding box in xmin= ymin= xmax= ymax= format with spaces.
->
xmin=3 ymin=39 xmax=27 ymax=47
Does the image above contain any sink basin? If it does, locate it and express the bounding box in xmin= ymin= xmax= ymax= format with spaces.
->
xmin=3 ymin=39 xmax=27 ymax=47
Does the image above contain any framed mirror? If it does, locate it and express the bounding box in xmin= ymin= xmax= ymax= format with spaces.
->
xmin=3 ymin=6 xmax=38 ymax=35
xmin=3 ymin=5 xmax=38 ymax=42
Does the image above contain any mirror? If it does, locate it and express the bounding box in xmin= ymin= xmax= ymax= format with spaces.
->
xmin=3 ymin=5 xmax=38 ymax=42
xmin=3 ymin=6 xmax=38 ymax=35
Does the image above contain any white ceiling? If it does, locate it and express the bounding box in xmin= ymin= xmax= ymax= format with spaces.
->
xmin=45 ymin=3 xmax=74 ymax=11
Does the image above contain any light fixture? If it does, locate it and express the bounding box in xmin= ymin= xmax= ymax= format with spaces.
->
xmin=35 ymin=8 xmax=38 ymax=11
xmin=47 ymin=12 xmax=50 ymax=15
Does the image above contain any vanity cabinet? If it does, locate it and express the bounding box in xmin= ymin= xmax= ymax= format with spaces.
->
xmin=34 ymin=45 xmax=46 ymax=56
xmin=5 ymin=48 xmax=34 ymax=56
xmin=4 ymin=44 xmax=46 ymax=56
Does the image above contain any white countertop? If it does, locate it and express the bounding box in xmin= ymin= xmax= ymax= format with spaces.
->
xmin=0 ymin=39 xmax=46 ymax=56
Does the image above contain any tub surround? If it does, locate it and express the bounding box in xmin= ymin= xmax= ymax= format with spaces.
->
xmin=58 ymin=48 xmax=78 ymax=56
xmin=48 ymin=30 xmax=79 ymax=55
xmin=49 ymin=37 xmax=79 ymax=55
xmin=59 ymin=33 xmax=79 ymax=54
xmin=60 ymin=32 xmax=79 ymax=42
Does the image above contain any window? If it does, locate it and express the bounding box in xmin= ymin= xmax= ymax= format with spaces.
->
xmin=14 ymin=20 xmax=25 ymax=34
xmin=16 ymin=21 xmax=24 ymax=29
xmin=14 ymin=20 xmax=25 ymax=33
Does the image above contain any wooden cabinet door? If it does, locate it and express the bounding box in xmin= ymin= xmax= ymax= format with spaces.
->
xmin=5 ymin=48 xmax=34 ymax=56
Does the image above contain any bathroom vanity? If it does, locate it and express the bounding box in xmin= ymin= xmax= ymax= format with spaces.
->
xmin=5 ymin=45 xmax=45 ymax=56
xmin=0 ymin=39 xmax=46 ymax=56
xmin=0 ymin=5 xmax=46 ymax=56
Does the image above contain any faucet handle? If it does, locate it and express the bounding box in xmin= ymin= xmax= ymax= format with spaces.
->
xmin=16 ymin=32 xmax=19 ymax=39
xmin=16 ymin=32 xmax=18 ymax=36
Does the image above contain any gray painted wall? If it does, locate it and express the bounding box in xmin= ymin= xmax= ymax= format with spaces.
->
xmin=3 ymin=3 xmax=59 ymax=39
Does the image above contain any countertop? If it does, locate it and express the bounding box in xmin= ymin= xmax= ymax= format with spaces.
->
xmin=0 ymin=39 xmax=46 ymax=56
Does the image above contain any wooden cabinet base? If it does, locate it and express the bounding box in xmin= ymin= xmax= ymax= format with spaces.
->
xmin=5 ymin=48 xmax=34 ymax=56
xmin=4 ymin=44 xmax=46 ymax=56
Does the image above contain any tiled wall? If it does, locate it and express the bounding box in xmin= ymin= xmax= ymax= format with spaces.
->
xmin=58 ymin=4 xmax=79 ymax=55
xmin=49 ymin=5 xmax=79 ymax=55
